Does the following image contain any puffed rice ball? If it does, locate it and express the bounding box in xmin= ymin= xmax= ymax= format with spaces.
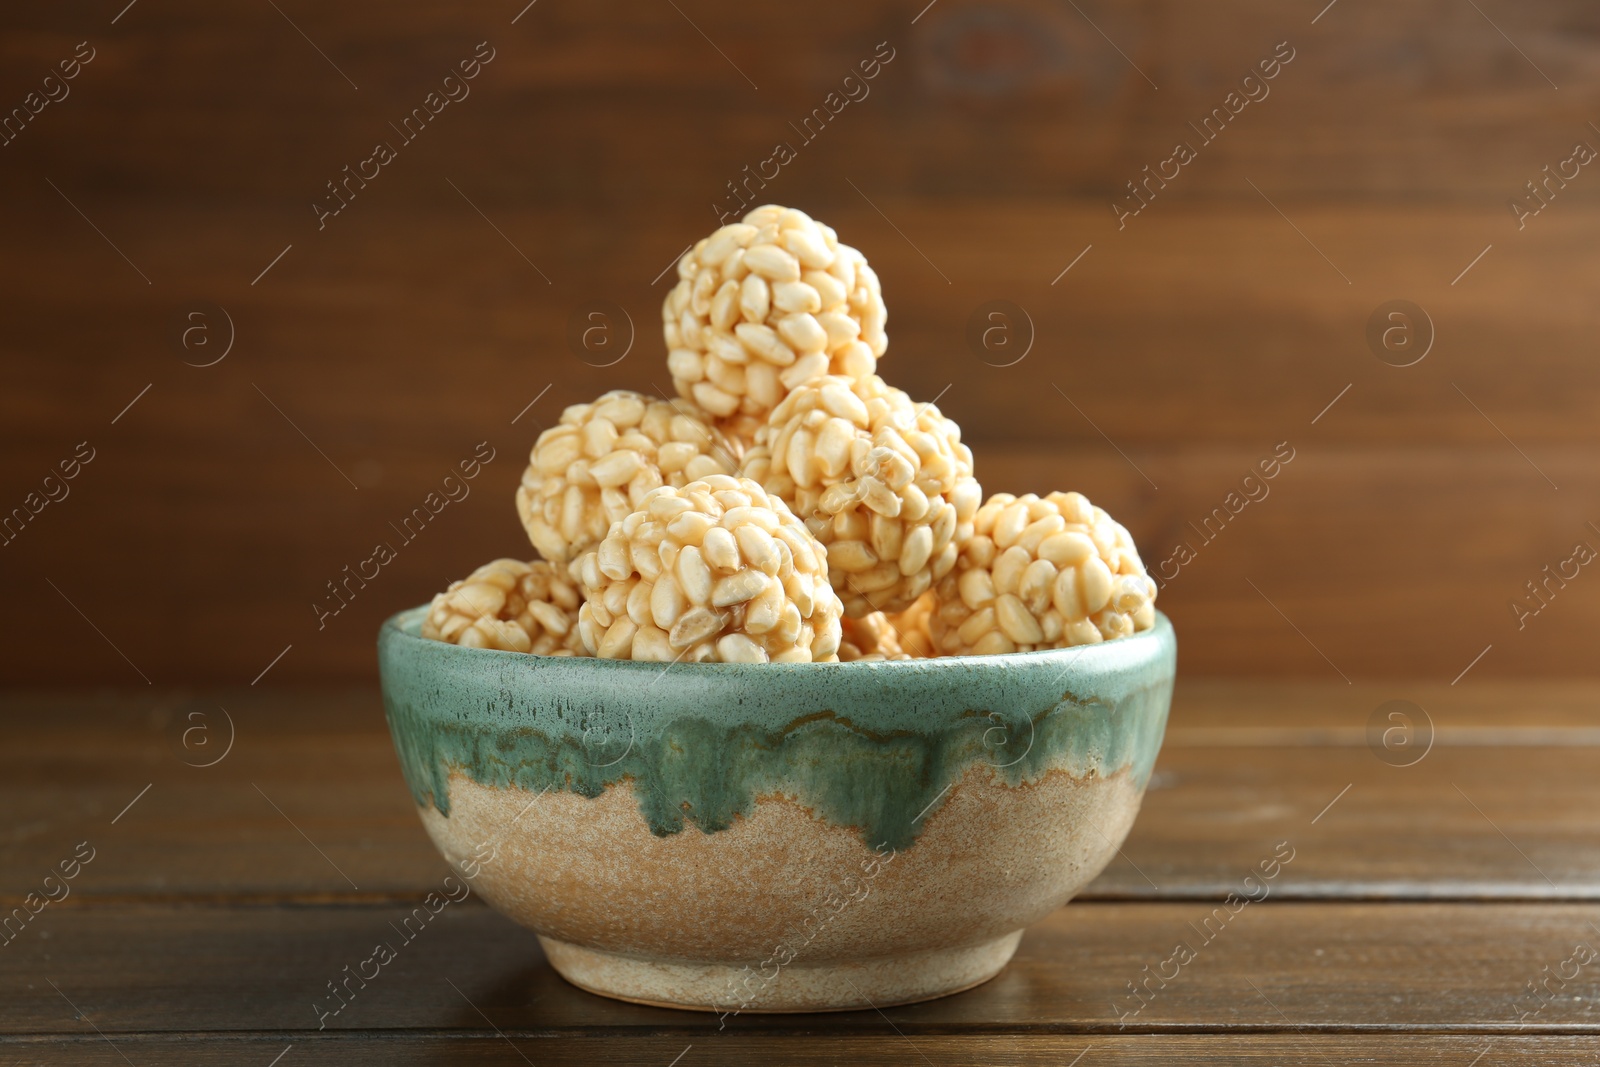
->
xmin=741 ymin=374 xmax=982 ymax=617
xmin=421 ymin=558 xmax=586 ymax=655
xmin=664 ymin=205 xmax=887 ymax=428
xmin=516 ymin=390 xmax=738 ymax=565
xmin=575 ymin=475 xmax=843 ymax=663
xmin=931 ymin=492 xmax=1156 ymax=656
xmin=889 ymin=590 xmax=937 ymax=658
xmin=838 ymin=592 xmax=936 ymax=661
xmin=838 ymin=612 xmax=910 ymax=662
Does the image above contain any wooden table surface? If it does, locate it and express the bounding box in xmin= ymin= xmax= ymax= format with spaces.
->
xmin=4 ymin=680 xmax=1598 ymax=1064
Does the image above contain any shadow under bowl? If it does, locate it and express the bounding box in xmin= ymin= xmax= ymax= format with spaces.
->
xmin=379 ymin=606 xmax=1176 ymax=1013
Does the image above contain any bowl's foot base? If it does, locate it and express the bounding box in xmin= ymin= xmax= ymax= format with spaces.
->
xmin=539 ymin=930 xmax=1024 ymax=1014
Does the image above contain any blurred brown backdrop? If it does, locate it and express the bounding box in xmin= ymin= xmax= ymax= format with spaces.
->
xmin=2 ymin=0 xmax=1597 ymax=685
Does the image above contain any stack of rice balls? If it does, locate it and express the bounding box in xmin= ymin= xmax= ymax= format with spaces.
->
xmin=422 ymin=205 xmax=1157 ymax=663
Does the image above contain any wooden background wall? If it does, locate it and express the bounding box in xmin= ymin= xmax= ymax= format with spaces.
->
xmin=2 ymin=0 xmax=1597 ymax=685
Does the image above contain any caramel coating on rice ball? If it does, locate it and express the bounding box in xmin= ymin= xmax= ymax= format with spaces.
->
xmin=931 ymin=492 xmax=1156 ymax=656
xmin=664 ymin=204 xmax=887 ymax=426
xmin=516 ymin=390 xmax=738 ymax=565
xmin=741 ymin=374 xmax=981 ymax=617
xmin=575 ymin=475 xmax=843 ymax=664
xmin=421 ymin=558 xmax=587 ymax=655
xmin=838 ymin=591 xmax=936 ymax=662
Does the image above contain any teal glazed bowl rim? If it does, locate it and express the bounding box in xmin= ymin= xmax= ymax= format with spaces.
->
xmin=379 ymin=606 xmax=1177 ymax=853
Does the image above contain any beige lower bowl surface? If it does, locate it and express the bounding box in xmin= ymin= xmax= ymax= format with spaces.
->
xmin=420 ymin=763 xmax=1142 ymax=1012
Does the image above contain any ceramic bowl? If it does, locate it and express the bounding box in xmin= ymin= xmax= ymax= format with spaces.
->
xmin=379 ymin=605 xmax=1176 ymax=1013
